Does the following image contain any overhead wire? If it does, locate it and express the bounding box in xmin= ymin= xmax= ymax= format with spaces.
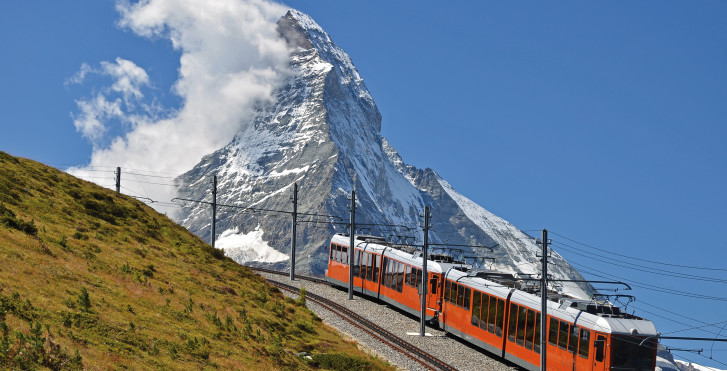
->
xmin=551 ymin=241 xmax=727 ymax=283
xmin=569 ymin=261 xmax=727 ymax=302
xmin=550 ymin=230 xmax=727 ymax=272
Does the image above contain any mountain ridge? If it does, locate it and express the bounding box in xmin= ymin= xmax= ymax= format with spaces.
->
xmin=176 ymin=9 xmax=592 ymax=299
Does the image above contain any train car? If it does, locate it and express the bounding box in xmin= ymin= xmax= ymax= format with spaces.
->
xmin=325 ymin=234 xmax=658 ymax=371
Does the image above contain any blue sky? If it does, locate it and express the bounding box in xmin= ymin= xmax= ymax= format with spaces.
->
xmin=2 ymin=1 xmax=726 ymax=367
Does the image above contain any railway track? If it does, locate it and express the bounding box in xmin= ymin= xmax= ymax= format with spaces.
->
xmin=250 ymin=267 xmax=457 ymax=371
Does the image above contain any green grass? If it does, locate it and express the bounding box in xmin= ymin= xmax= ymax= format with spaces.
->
xmin=0 ymin=151 xmax=391 ymax=370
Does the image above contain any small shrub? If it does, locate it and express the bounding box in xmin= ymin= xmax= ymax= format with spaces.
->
xmin=297 ymin=286 xmax=307 ymax=307
xmin=72 ymin=231 xmax=88 ymax=240
xmin=310 ymin=353 xmax=375 ymax=371
xmin=58 ymin=235 xmax=68 ymax=249
xmin=77 ymin=288 xmax=90 ymax=313
xmin=0 ymin=204 xmax=38 ymax=236
xmin=141 ymin=264 xmax=155 ymax=278
xmin=184 ymin=298 xmax=194 ymax=314
xmin=293 ymin=319 xmax=316 ymax=335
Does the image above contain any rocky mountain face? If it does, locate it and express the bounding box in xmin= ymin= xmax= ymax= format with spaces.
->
xmin=176 ymin=9 xmax=591 ymax=299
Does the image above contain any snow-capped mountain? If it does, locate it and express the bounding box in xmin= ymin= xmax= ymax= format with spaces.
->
xmin=176 ymin=9 xmax=591 ymax=299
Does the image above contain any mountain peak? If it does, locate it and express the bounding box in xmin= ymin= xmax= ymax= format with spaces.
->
xmin=177 ymin=10 xmax=592 ymax=300
xmin=277 ymin=9 xmax=376 ymax=123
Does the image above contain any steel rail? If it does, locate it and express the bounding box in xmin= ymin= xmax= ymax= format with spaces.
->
xmin=251 ymin=267 xmax=457 ymax=371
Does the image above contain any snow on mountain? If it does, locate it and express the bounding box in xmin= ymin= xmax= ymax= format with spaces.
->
xmin=175 ymin=9 xmax=592 ymax=299
xmin=216 ymin=226 xmax=288 ymax=264
xmin=437 ymin=176 xmax=588 ymax=298
xmin=675 ymin=359 xmax=726 ymax=371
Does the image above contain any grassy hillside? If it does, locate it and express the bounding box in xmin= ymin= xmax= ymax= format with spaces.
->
xmin=0 ymin=151 xmax=389 ymax=370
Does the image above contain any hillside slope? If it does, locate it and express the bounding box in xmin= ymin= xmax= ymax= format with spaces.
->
xmin=0 ymin=151 xmax=389 ymax=370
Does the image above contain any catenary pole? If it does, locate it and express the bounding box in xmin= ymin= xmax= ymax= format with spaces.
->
xmin=541 ymin=228 xmax=548 ymax=371
xmin=115 ymin=167 xmax=121 ymax=193
xmin=420 ymin=206 xmax=430 ymax=336
xmin=290 ymin=182 xmax=298 ymax=281
xmin=211 ymin=175 xmax=217 ymax=248
xmin=348 ymin=190 xmax=356 ymax=299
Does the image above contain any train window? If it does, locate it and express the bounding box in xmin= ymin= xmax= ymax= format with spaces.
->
xmin=392 ymin=261 xmax=399 ymax=290
xmin=487 ymin=296 xmax=496 ymax=333
xmin=391 ymin=261 xmax=398 ymax=289
xmin=480 ymin=294 xmax=489 ymax=331
xmin=365 ymin=253 xmax=372 ymax=281
xmin=373 ymin=255 xmax=380 ymax=283
xmin=450 ymin=283 xmax=457 ymax=306
xmin=508 ymin=303 xmax=518 ymax=343
xmin=568 ymin=325 xmax=579 ymax=354
xmin=334 ymin=244 xmax=340 ymax=262
xmin=330 ymin=244 xmax=335 ymax=260
xmin=405 ymin=265 xmax=412 ymax=286
xmin=594 ymin=335 xmax=606 ymax=362
xmin=391 ymin=262 xmax=397 ymax=289
xmin=471 ymin=291 xmax=481 ymax=327
xmin=463 ymin=287 xmax=470 ymax=309
xmin=353 ymin=250 xmax=361 ymax=277
xmin=393 ymin=261 xmax=399 ymax=289
xmin=382 ymin=258 xmax=390 ymax=288
xmin=444 ymin=281 xmax=451 ymax=304
xmin=397 ymin=264 xmax=405 ymax=292
xmin=579 ymin=328 xmax=590 ymax=358
xmin=361 ymin=253 xmax=373 ymax=281
xmin=456 ymin=284 xmax=464 ymax=307
xmin=525 ymin=309 xmax=535 ymax=350
xmin=341 ymin=247 xmax=348 ymax=265
xmin=360 ymin=253 xmax=368 ymax=279
xmin=415 ymin=268 xmax=421 ymax=290
xmin=516 ymin=306 xmax=527 ymax=346
xmin=548 ymin=318 xmax=558 ymax=345
xmin=393 ymin=260 xmax=399 ymax=288
xmin=495 ymin=299 xmax=505 ymax=337
xmin=533 ymin=312 xmax=541 ymax=354
xmin=558 ymin=321 xmax=569 ymax=350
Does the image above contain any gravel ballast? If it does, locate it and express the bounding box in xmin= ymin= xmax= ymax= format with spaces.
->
xmin=258 ymin=272 xmax=519 ymax=371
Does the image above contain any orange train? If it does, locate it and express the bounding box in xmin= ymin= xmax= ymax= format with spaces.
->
xmin=325 ymin=234 xmax=658 ymax=371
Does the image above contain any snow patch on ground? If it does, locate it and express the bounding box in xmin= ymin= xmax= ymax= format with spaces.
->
xmin=216 ymin=226 xmax=288 ymax=264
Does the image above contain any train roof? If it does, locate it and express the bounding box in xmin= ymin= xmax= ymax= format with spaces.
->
xmin=331 ymin=234 xmax=656 ymax=336
xmin=446 ymin=266 xmax=657 ymax=336
xmin=331 ymin=234 xmax=469 ymax=274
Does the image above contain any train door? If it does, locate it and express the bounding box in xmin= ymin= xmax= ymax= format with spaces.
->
xmin=592 ymin=333 xmax=607 ymax=371
xmin=426 ymin=273 xmax=440 ymax=313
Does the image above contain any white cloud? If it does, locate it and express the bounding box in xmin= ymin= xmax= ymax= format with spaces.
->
xmin=69 ymin=0 xmax=291 ymax=216
xmin=72 ymin=94 xmax=123 ymax=142
xmin=100 ymin=57 xmax=150 ymax=101
xmin=70 ymin=58 xmax=151 ymax=143
xmin=66 ymin=63 xmax=94 ymax=85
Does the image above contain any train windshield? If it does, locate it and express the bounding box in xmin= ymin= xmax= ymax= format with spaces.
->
xmin=611 ymin=335 xmax=656 ymax=371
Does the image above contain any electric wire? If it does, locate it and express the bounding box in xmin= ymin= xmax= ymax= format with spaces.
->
xmin=124 ymin=171 xmax=179 ymax=179
xmin=661 ymin=320 xmax=727 ymax=337
xmin=123 ymin=178 xmax=179 ymax=187
xmin=550 ymin=231 xmax=727 ymax=272
xmin=674 ymin=351 xmax=727 ymax=369
xmin=551 ymin=241 xmax=727 ymax=283
xmin=569 ymin=261 xmax=727 ymax=302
